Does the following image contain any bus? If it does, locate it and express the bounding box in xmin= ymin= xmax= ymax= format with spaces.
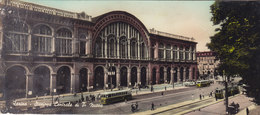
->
xmin=196 ymin=80 xmax=210 ymax=88
xmin=100 ymin=90 xmax=132 ymax=105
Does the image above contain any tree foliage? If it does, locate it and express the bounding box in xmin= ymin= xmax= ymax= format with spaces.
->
xmin=208 ymin=1 xmax=260 ymax=102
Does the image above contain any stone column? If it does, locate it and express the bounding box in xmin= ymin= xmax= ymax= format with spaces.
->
xmin=164 ymin=68 xmax=167 ymax=83
xmin=155 ymin=42 xmax=158 ymax=60
xmin=127 ymin=68 xmax=131 ymax=87
xmin=104 ymin=39 xmax=107 ymax=58
xmin=104 ymin=68 xmax=108 ymax=89
xmin=128 ymin=40 xmax=131 ymax=59
xmin=50 ymin=73 xmax=57 ymax=95
xmin=87 ymin=72 xmax=91 ymax=91
xmin=183 ymin=68 xmax=186 ymax=81
xmin=137 ymin=34 xmax=140 ymax=60
xmin=156 ymin=69 xmax=160 ymax=84
xmin=70 ymin=73 xmax=76 ymax=93
xmin=86 ymin=39 xmax=91 ymax=55
xmin=0 ymin=74 xmax=4 ymax=100
xmin=116 ymin=67 xmax=120 ymax=88
xmin=74 ymin=73 xmax=79 ymax=93
xmin=189 ymin=67 xmax=192 ymax=80
xmin=117 ymin=37 xmax=120 ymax=58
xmin=137 ymin=67 xmax=141 ymax=85
xmin=170 ymin=69 xmax=174 ymax=84
xmin=177 ymin=68 xmax=180 ymax=82
xmin=26 ymin=74 xmax=34 ymax=98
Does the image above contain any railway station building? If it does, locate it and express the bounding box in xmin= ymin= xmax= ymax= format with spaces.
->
xmin=0 ymin=0 xmax=198 ymax=100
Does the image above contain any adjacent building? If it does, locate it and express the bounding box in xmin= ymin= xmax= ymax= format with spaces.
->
xmin=196 ymin=51 xmax=220 ymax=79
xmin=0 ymin=0 xmax=198 ymax=100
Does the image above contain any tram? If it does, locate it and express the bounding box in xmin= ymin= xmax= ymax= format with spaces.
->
xmin=100 ymin=90 xmax=132 ymax=105
xmin=196 ymin=80 xmax=211 ymax=88
xmin=215 ymin=88 xmax=224 ymax=99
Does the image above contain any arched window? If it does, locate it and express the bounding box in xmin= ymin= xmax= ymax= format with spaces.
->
xmin=180 ymin=46 xmax=184 ymax=60
xmin=140 ymin=42 xmax=145 ymax=59
xmin=119 ymin=36 xmax=127 ymax=58
xmin=130 ymin=38 xmax=137 ymax=58
xmin=192 ymin=46 xmax=195 ymax=60
xmin=33 ymin=25 xmax=52 ymax=53
xmin=95 ymin=37 xmax=102 ymax=57
xmin=107 ymin=35 xmax=116 ymax=58
xmin=56 ymin=28 xmax=72 ymax=55
xmin=4 ymin=20 xmax=29 ymax=53
xmin=158 ymin=43 xmax=164 ymax=59
xmin=79 ymin=34 xmax=87 ymax=55
xmin=173 ymin=45 xmax=177 ymax=60
xmin=166 ymin=44 xmax=171 ymax=60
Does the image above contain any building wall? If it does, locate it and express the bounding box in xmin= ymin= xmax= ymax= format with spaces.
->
xmin=196 ymin=51 xmax=220 ymax=79
xmin=0 ymin=0 xmax=198 ymax=100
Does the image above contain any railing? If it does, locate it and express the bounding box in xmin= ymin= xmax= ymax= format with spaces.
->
xmin=149 ymin=28 xmax=195 ymax=42
xmin=3 ymin=0 xmax=91 ymax=21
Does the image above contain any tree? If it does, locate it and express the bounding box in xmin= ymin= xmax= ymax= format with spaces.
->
xmin=207 ymin=1 xmax=260 ymax=103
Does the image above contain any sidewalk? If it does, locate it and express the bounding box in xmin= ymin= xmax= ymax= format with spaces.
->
xmin=237 ymin=102 xmax=260 ymax=115
xmin=134 ymin=94 xmax=251 ymax=115
xmin=0 ymin=83 xmax=186 ymax=111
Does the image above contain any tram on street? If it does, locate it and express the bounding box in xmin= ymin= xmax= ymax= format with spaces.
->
xmin=215 ymin=88 xmax=224 ymax=99
xmin=100 ymin=90 xmax=132 ymax=105
xmin=196 ymin=80 xmax=211 ymax=88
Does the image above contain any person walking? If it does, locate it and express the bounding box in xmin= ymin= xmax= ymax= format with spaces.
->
xmin=151 ymin=102 xmax=155 ymax=110
xmin=246 ymin=107 xmax=249 ymax=115
xmin=200 ymin=94 xmax=202 ymax=100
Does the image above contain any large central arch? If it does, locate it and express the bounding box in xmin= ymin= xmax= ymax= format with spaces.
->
xmin=92 ymin=11 xmax=150 ymax=59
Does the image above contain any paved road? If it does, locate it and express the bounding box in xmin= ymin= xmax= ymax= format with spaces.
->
xmin=17 ymin=83 xmax=223 ymax=114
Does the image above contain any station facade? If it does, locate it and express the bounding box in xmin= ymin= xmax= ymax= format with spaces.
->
xmin=0 ymin=0 xmax=197 ymax=100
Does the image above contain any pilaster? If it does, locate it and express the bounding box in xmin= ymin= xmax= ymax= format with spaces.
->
xmin=116 ymin=67 xmax=120 ymax=87
xmin=137 ymin=68 xmax=141 ymax=85
xmin=50 ymin=73 xmax=57 ymax=95
xmin=26 ymin=74 xmax=34 ymax=98
xmin=164 ymin=68 xmax=167 ymax=83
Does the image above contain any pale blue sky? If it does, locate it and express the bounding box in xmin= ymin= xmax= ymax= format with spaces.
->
xmin=23 ymin=0 xmax=216 ymax=51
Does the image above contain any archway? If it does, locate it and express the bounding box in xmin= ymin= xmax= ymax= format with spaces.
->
xmin=33 ymin=66 xmax=50 ymax=96
xmin=131 ymin=67 xmax=137 ymax=86
xmin=94 ymin=66 xmax=104 ymax=89
xmin=167 ymin=67 xmax=171 ymax=84
xmin=174 ymin=67 xmax=178 ymax=82
xmin=141 ymin=67 xmax=146 ymax=86
xmin=180 ymin=67 xmax=184 ymax=82
xmin=192 ymin=68 xmax=195 ymax=80
xmin=56 ymin=66 xmax=71 ymax=94
xmin=5 ymin=66 xmax=26 ymax=99
xmin=79 ymin=68 xmax=88 ymax=92
xmin=152 ymin=68 xmax=156 ymax=85
xmin=120 ymin=67 xmax=127 ymax=87
xmin=186 ymin=67 xmax=189 ymax=80
xmin=159 ymin=67 xmax=164 ymax=84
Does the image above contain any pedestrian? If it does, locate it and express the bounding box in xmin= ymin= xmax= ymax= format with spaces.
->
xmin=165 ymin=86 xmax=167 ymax=91
xmin=161 ymin=92 xmax=164 ymax=96
xmin=246 ymin=107 xmax=249 ymax=115
xmin=151 ymin=86 xmax=154 ymax=92
xmin=135 ymin=102 xmax=138 ymax=110
xmin=215 ymin=95 xmax=217 ymax=101
xmin=200 ymin=94 xmax=202 ymax=100
xmin=151 ymin=102 xmax=155 ymax=110
xmin=203 ymin=95 xmax=204 ymax=98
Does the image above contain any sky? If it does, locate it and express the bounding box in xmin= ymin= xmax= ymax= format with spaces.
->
xmin=23 ymin=0 xmax=217 ymax=51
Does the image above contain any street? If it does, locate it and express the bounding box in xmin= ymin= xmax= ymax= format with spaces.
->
xmin=17 ymin=82 xmax=223 ymax=114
